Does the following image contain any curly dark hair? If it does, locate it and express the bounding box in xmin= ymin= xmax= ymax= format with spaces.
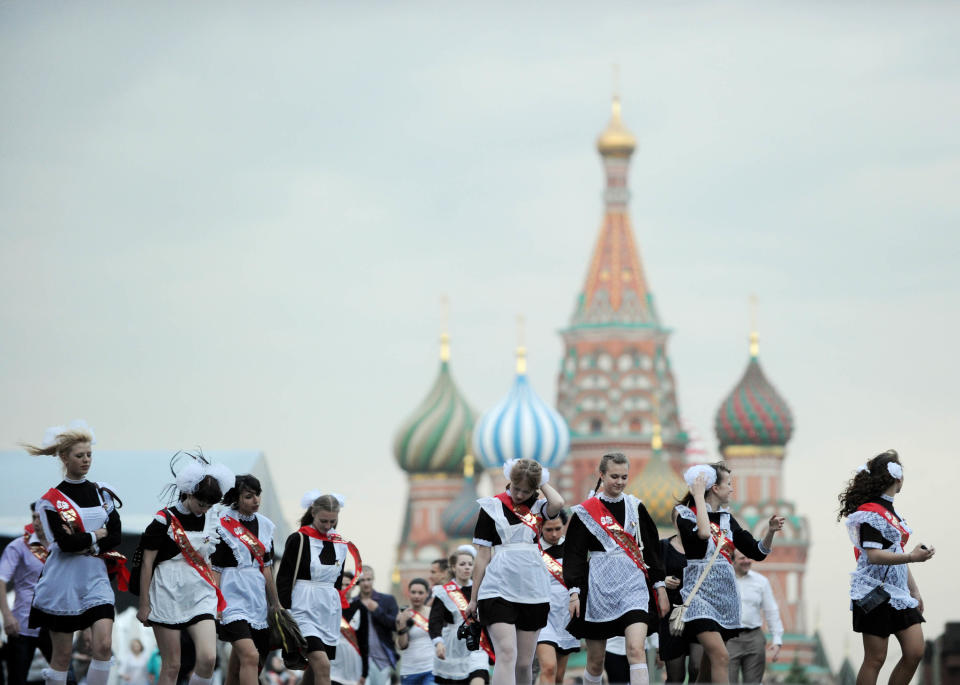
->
xmin=837 ymin=449 xmax=901 ymax=521
xmin=222 ymin=474 xmax=262 ymax=508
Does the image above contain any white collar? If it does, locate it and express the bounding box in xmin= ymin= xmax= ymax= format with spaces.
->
xmin=598 ymin=491 xmax=624 ymax=503
xmin=175 ymin=501 xmax=196 ymax=516
xmin=703 ymin=502 xmax=730 ymax=514
xmin=63 ymin=477 xmax=87 ymax=484
xmin=232 ymin=509 xmax=256 ymax=522
xmin=28 ymin=532 xmax=42 ymax=545
xmin=881 ymin=494 xmax=895 ymax=503
xmin=542 ymin=535 xmax=565 ymax=551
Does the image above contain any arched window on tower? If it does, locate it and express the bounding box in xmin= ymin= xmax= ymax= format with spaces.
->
xmin=590 ymin=418 xmax=603 ymax=434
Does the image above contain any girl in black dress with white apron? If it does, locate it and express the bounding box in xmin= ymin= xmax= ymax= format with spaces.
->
xmin=277 ymin=492 xmax=360 ymax=685
xmin=564 ymin=452 xmax=668 ymax=685
xmin=838 ymin=450 xmax=935 ymax=685
xmin=429 ymin=547 xmax=489 ymax=685
xmin=211 ymin=474 xmax=281 ymax=685
xmin=25 ymin=421 xmax=123 ymax=685
xmin=468 ymin=459 xmax=564 ymax=685
xmin=136 ymin=454 xmax=235 ymax=685
xmin=673 ymin=463 xmax=783 ymax=685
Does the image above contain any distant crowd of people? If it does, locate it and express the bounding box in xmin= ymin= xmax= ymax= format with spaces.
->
xmin=0 ymin=421 xmax=936 ymax=685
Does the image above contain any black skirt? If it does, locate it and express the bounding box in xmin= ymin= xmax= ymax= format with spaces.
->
xmin=29 ymin=604 xmax=114 ymax=633
xmin=852 ymin=603 xmax=924 ymax=637
xmin=567 ymin=609 xmax=651 ymax=641
xmin=681 ymin=618 xmax=740 ymax=642
xmin=477 ymin=598 xmax=549 ymax=632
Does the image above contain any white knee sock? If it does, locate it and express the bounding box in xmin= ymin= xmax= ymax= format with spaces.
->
xmin=188 ymin=674 xmax=214 ymax=685
xmin=86 ymin=659 xmax=113 ymax=685
xmin=583 ymin=668 xmax=603 ymax=683
xmin=43 ymin=668 xmax=68 ymax=685
xmin=628 ymin=663 xmax=648 ymax=685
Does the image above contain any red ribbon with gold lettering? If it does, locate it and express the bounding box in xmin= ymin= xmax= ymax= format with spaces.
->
xmin=689 ymin=507 xmax=735 ymax=564
xmin=541 ymin=549 xmax=565 ymax=587
xmin=220 ymin=515 xmax=266 ymax=570
xmin=853 ymin=502 xmax=910 ymax=561
xmin=442 ymin=581 xmax=495 ymax=662
xmin=165 ymin=510 xmax=226 ymax=611
xmin=410 ymin=609 xmax=430 ymax=633
xmin=495 ymin=492 xmax=543 ymax=539
xmin=298 ymin=526 xmax=362 ymax=609
xmin=581 ymin=497 xmax=649 ymax=580
xmin=41 ymin=488 xmax=129 ymax=590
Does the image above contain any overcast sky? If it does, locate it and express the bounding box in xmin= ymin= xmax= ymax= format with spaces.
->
xmin=2 ymin=1 xmax=958 ymax=678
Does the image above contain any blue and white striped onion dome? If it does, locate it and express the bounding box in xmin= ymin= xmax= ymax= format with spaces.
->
xmin=472 ymin=348 xmax=571 ymax=470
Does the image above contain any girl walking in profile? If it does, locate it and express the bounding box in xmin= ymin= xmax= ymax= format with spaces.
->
xmin=838 ymin=449 xmax=935 ymax=685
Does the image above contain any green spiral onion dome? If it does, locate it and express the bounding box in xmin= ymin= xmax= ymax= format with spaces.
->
xmin=394 ymin=337 xmax=478 ymax=474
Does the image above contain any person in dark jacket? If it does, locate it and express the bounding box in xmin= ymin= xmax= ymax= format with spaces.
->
xmin=351 ymin=566 xmax=398 ymax=685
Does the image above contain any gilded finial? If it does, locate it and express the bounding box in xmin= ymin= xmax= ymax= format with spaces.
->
xmin=597 ymin=87 xmax=636 ymax=157
xmin=391 ymin=565 xmax=401 ymax=585
xmin=749 ymin=294 xmax=759 ymax=358
xmin=516 ymin=314 xmax=527 ymax=375
xmin=440 ymin=295 xmax=450 ymax=362
xmin=464 ymin=452 xmax=475 ymax=479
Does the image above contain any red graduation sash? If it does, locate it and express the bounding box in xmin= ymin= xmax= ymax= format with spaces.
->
xmin=164 ymin=510 xmax=227 ymax=611
xmin=541 ymin=549 xmax=565 ymax=588
xmin=220 ymin=515 xmax=266 ymax=570
xmin=41 ymin=488 xmax=129 ymax=590
xmin=340 ymin=616 xmax=361 ymax=655
xmin=853 ymin=502 xmax=910 ymax=560
xmin=298 ymin=526 xmax=363 ymax=608
xmin=689 ymin=507 xmax=735 ymax=564
xmin=495 ymin=492 xmax=542 ymax=539
xmin=410 ymin=609 xmax=430 ymax=633
xmin=580 ymin=497 xmax=649 ymax=579
xmin=442 ymin=582 xmax=495 ymax=662
xmin=23 ymin=526 xmax=48 ymax=563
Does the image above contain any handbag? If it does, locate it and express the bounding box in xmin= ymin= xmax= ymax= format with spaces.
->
xmin=669 ymin=533 xmax=726 ymax=637
xmin=854 ymin=567 xmax=891 ymax=614
xmin=271 ymin=532 xmax=309 ymax=669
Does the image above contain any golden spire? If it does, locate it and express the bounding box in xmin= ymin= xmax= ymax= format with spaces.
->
xmin=440 ymin=295 xmax=450 ymax=362
xmin=749 ymin=294 xmax=759 ymax=358
xmin=464 ymin=452 xmax=475 ymax=479
xmin=515 ymin=314 xmax=527 ymax=375
xmin=597 ymin=92 xmax=637 ymax=157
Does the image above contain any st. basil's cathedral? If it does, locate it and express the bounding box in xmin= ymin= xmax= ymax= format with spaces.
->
xmin=392 ymin=96 xmax=824 ymax=677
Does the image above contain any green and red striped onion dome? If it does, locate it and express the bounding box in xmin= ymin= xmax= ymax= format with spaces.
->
xmin=715 ymin=356 xmax=793 ymax=448
xmin=394 ymin=360 xmax=478 ymax=474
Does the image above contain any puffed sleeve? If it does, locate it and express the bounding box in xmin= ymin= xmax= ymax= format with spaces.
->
xmin=730 ymin=515 xmax=768 ymax=561
xmin=472 ymin=509 xmax=501 ymax=547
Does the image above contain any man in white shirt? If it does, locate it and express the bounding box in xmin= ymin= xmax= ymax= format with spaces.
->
xmin=728 ymin=550 xmax=783 ymax=683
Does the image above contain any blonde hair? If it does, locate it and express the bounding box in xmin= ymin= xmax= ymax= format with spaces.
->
xmin=509 ymin=458 xmax=542 ymax=491
xmin=22 ymin=429 xmax=94 ymax=460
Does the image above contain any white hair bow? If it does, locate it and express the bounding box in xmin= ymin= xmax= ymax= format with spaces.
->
xmin=175 ymin=459 xmax=235 ymax=496
xmin=42 ymin=419 xmax=97 ymax=448
xmin=456 ymin=544 xmax=477 ymax=558
xmin=300 ymin=490 xmax=347 ymax=509
xmin=856 ymin=463 xmax=870 ymax=474
xmin=887 ymin=462 xmax=903 ymax=480
xmin=683 ymin=464 xmax=717 ymax=490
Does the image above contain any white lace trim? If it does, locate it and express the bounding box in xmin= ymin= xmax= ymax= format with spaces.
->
xmin=597 ymin=492 xmax=624 ymax=503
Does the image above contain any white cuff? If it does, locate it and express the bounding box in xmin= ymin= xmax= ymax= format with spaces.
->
xmin=568 ymin=587 xmax=580 ymax=596
xmin=432 ymin=637 xmax=444 ymax=646
xmin=757 ymin=540 xmax=771 ymax=556
xmin=653 ymin=581 xmax=665 ymax=589
xmin=89 ymin=532 xmax=98 ymax=546
xmin=472 ymin=538 xmax=493 ymax=548
xmin=862 ymin=542 xmax=883 ymax=549
xmin=773 ymin=637 xmax=783 ymax=646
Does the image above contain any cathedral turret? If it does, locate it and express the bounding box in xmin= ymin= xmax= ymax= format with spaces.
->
xmin=557 ymin=94 xmax=687 ymax=503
